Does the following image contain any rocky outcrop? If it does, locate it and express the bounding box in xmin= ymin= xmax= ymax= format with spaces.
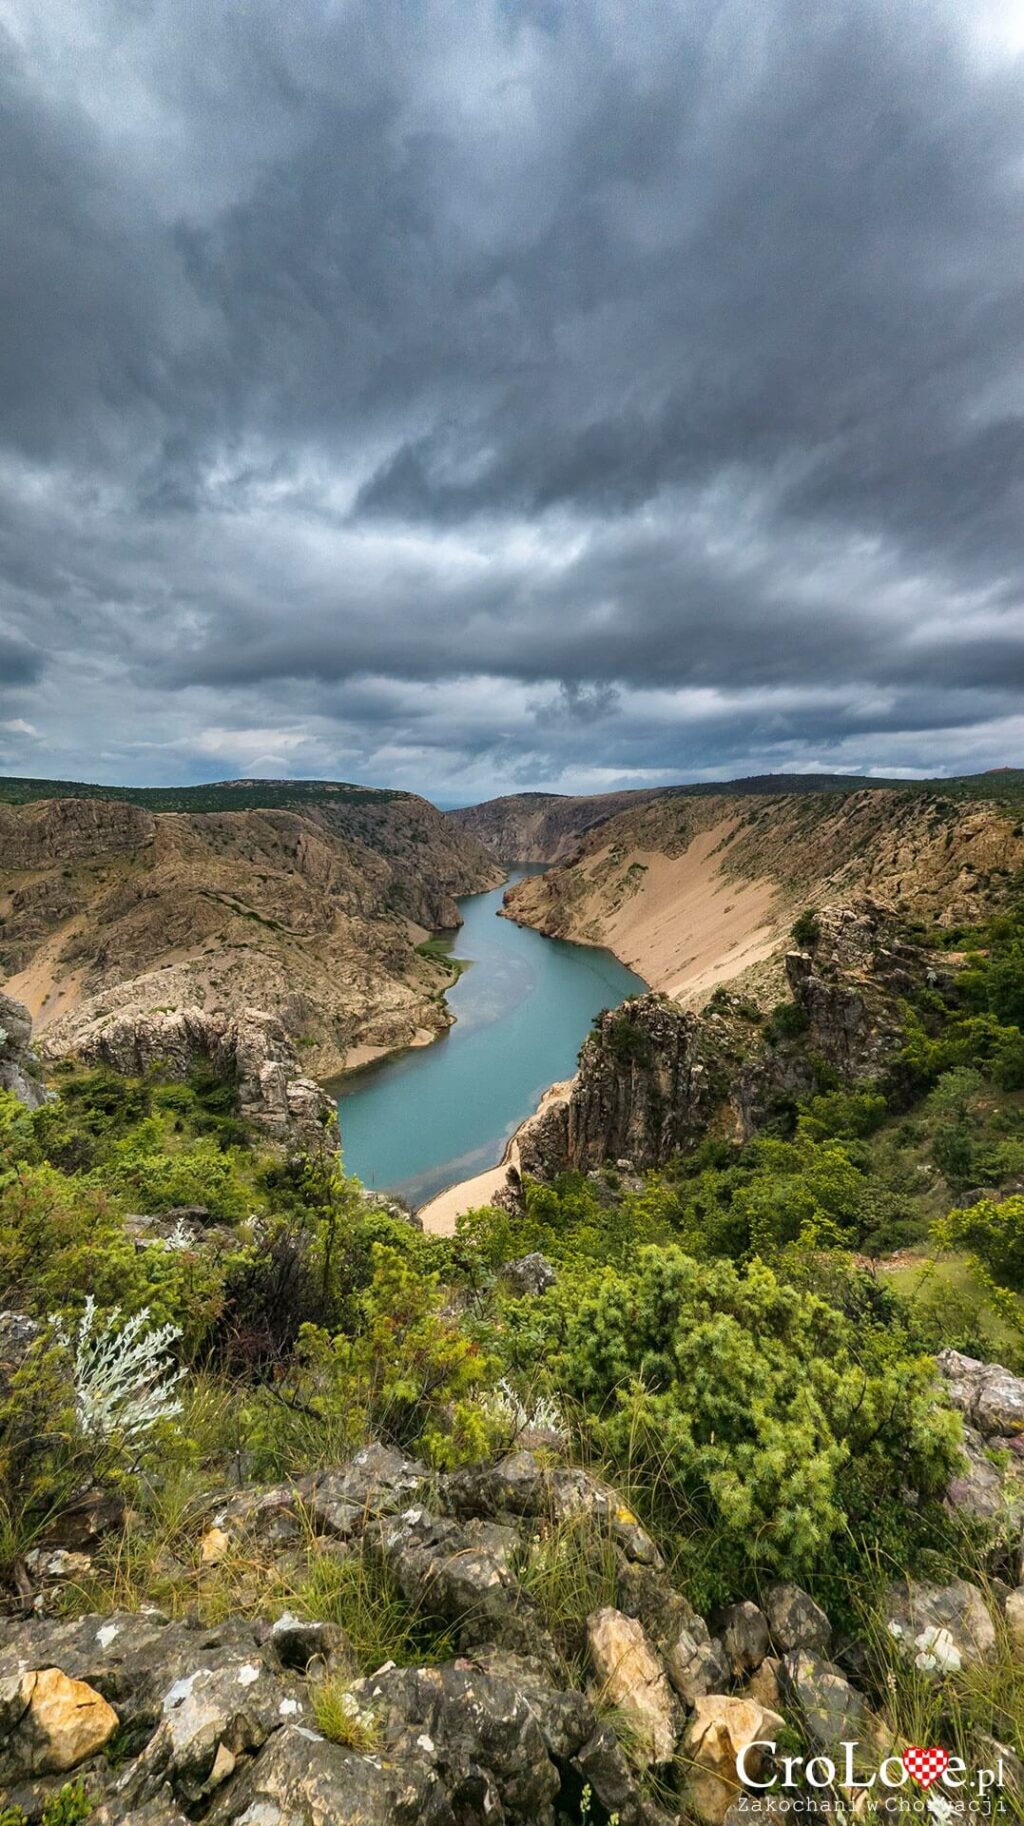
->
xmin=62 ymin=1004 xmax=335 ymax=1146
xmin=518 ymin=993 xmax=724 ymax=1177
xmin=1 ymin=790 xmax=502 ymax=1084
xmin=517 ymin=900 xmax=938 ymax=1180
xmin=448 ymin=788 xmax=670 ymax=863
xmin=884 ymin=1578 xmax=998 ymax=1674
xmin=0 ymin=990 xmax=50 ymax=1111
xmin=938 ymin=1349 xmax=1024 ymax=1437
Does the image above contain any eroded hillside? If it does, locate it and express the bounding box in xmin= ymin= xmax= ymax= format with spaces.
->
xmin=502 ymin=787 xmax=1024 ymax=1002
xmin=0 ymin=788 xmax=502 ymax=1080
xmin=447 ymin=787 xmax=672 ymax=862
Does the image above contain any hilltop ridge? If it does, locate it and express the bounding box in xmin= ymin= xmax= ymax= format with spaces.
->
xmin=0 ymin=786 xmax=502 ymax=1090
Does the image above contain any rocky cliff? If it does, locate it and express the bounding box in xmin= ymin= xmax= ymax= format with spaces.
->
xmin=0 ymin=786 xmax=503 ymax=1089
xmin=448 ymin=788 xmax=671 ymax=862
xmin=0 ymin=990 xmax=49 ymax=1113
xmin=502 ymin=786 xmax=1024 ymax=1004
xmin=517 ymin=899 xmax=934 ymax=1179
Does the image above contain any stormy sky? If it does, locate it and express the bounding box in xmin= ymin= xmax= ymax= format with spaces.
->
xmin=1 ymin=0 xmax=1024 ymax=803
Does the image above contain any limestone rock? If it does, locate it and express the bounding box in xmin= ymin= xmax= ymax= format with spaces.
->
xmin=744 ymin=1656 xmax=784 ymax=1712
xmin=123 ymin=1657 xmax=295 ymax=1806
xmin=943 ymin=1424 xmax=1021 ymax=1524
xmin=450 ymin=1448 xmax=662 ymax=1565
xmin=518 ymin=995 xmax=723 ymax=1177
xmin=1003 ymin=1586 xmax=1024 ymax=1653
xmin=779 ymin=1650 xmax=865 ymax=1749
xmin=586 ymin=1607 xmax=680 ymax=1767
xmin=937 ymin=1350 xmax=1024 ymax=1438
xmin=371 ymin=1507 xmax=525 ymax=1644
xmin=764 ymin=1582 xmax=832 ymax=1657
xmin=683 ymin=1695 xmax=784 ymax=1826
xmin=500 ymin=1252 xmax=557 ymax=1297
xmin=718 ymin=1601 xmax=770 ymax=1677
xmin=885 ymin=1578 xmax=997 ymax=1673
xmin=0 ymin=1666 xmax=118 ymax=1779
xmin=0 ymin=990 xmax=50 ymax=1111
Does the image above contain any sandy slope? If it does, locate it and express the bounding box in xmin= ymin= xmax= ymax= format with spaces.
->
xmin=587 ymin=823 xmax=781 ymax=1000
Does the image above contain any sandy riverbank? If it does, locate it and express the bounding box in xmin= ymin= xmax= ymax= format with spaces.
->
xmin=417 ymin=1077 xmax=573 ymax=1235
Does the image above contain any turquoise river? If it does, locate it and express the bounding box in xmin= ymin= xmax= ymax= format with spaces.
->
xmin=336 ymin=869 xmax=646 ymax=1207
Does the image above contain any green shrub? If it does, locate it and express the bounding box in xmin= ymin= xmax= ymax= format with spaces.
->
xmin=791 ymin=908 xmax=821 ymax=949
xmin=548 ymin=1248 xmax=961 ymax=1598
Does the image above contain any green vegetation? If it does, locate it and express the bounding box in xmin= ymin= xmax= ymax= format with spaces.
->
xmin=4 ymin=883 xmax=1024 ymax=1789
xmin=0 ymin=774 xmax=404 ymax=811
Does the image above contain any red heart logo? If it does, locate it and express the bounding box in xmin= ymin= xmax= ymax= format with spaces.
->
xmin=903 ymin=1747 xmax=949 ymax=1788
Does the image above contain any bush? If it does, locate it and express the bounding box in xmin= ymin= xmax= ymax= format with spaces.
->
xmin=791 ymin=908 xmax=821 ymax=949
xmin=764 ymin=1000 xmax=810 ymax=1044
xmin=548 ymin=1248 xmax=961 ymax=1597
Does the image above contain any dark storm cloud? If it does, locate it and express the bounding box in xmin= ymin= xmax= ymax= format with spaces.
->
xmin=0 ymin=0 xmax=1023 ymax=794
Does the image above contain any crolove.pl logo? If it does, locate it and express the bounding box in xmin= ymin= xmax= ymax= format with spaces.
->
xmin=735 ymin=1740 xmax=1012 ymax=1814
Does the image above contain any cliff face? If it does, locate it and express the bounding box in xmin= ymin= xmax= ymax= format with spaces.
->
xmin=0 ymin=990 xmax=49 ymax=1112
xmin=502 ymin=787 xmax=1024 ymax=1004
xmin=517 ymin=900 xmax=940 ymax=1180
xmin=0 ymin=789 xmax=502 ymax=1084
xmin=447 ymin=788 xmax=670 ymax=862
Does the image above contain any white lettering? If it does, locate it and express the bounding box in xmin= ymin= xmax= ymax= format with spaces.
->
xmin=805 ymin=1757 xmax=835 ymax=1789
xmin=737 ymin=1741 xmax=777 ymax=1788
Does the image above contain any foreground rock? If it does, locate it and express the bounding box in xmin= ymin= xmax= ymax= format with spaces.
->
xmin=0 ymin=1666 xmax=118 ymax=1781
xmin=586 ymin=1607 xmax=680 ymax=1766
xmin=682 ymin=1695 xmax=784 ymax=1825
xmin=885 ymin=1578 xmax=997 ymax=1673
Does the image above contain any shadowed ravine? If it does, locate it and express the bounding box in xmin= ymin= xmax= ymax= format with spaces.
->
xmin=336 ymin=868 xmax=646 ymax=1207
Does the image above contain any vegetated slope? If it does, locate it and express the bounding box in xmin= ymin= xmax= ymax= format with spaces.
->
xmin=447 ymin=787 xmax=674 ymax=861
xmin=502 ymin=786 xmax=1024 ymax=1003
xmin=0 ymin=788 xmax=502 ymax=1079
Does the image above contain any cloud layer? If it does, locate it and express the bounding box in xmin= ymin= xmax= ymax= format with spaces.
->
xmin=1 ymin=0 xmax=1023 ymax=799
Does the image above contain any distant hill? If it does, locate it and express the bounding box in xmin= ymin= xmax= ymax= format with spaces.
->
xmin=451 ymin=770 xmax=1024 ymax=862
xmin=0 ymin=775 xmax=403 ymax=812
xmin=0 ymin=785 xmax=501 ymax=1083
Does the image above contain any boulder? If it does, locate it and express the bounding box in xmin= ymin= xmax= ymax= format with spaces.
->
xmin=885 ymin=1578 xmax=997 ymax=1673
xmin=1004 ymin=1586 xmax=1024 ymax=1653
xmin=450 ymin=1448 xmax=662 ymax=1565
xmin=937 ymin=1350 xmax=1024 ymax=1438
xmin=682 ymin=1695 xmax=784 ymax=1826
xmin=122 ymin=1657 xmax=297 ymax=1807
xmin=0 ymin=1666 xmax=118 ymax=1780
xmin=718 ymin=1601 xmax=770 ymax=1676
xmin=616 ymin=1561 xmax=729 ymax=1706
xmin=779 ymin=1650 xmax=865 ymax=1750
xmin=201 ymin=1722 xmax=404 ymax=1826
xmin=764 ymin=1582 xmax=832 ymax=1657
xmin=501 ymin=1252 xmax=557 ymax=1297
xmin=586 ymin=1607 xmax=680 ymax=1767
xmin=350 ymin=1660 xmax=563 ymax=1824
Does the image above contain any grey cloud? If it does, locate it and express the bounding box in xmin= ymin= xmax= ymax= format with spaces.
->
xmin=0 ymin=0 xmax=1022 ymax=794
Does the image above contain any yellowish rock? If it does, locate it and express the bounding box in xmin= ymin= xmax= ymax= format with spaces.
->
xmin=200 ymin=1525 xmax=231 ymax=1567
xmin=13 ymin=1667 xmax=118 ymax=1775
xmin=587 ymin=1605 xmax=680 ymax=1766
xmin=683 ymin=1694 xmax=784 ymax=1826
